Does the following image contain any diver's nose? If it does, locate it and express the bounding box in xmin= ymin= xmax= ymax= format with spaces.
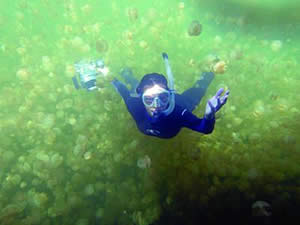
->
xmin=153 ymin=97 xmax=161 ymax=108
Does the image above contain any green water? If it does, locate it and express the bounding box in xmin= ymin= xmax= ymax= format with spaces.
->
xmin=0 ymin=0 xmax=299 ymax=224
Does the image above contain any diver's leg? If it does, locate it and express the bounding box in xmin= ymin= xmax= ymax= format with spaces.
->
xmin=120 ymin=68 xmax=139 ymax=93
xmin=180 ymin=72 xmax=214 ymax=112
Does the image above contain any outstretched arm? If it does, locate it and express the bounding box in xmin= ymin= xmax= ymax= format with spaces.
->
xmin=111 ymin=79 xmax=130 ymax=104
xmin=181 ymin=109 xmax=215 ymax=134
xmin=205 ymin=88 xmax=230 ymax=119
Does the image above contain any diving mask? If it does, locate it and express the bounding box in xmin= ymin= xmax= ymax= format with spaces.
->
xmin=142 ymin=85 xmax=170 ymax=108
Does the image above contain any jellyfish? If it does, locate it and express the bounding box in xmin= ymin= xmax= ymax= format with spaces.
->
xmin=271 ymin=40 xmax=282 ymax=52
xmin=95 ymin=39 xmax=108 ymax=53
xmin=127 ymin=7 xmax=138 ymax=22
xmin=137 ymin=155 xmax=151 ymax=169
xmin=188 ymin=20 xmax=202 ymax=36
xmin=213 ymin=61 xmax=227 ymax=74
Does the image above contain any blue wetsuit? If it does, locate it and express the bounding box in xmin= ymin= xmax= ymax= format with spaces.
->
xmin=112 ymin=72 xmax=215 ymax=139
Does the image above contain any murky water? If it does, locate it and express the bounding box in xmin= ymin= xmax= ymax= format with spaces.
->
xmin=0 ymin=0 xmax=299 ymax=224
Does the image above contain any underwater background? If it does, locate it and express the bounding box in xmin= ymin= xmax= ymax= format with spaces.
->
xmin=0 ymin=0 xmax=300 ymax=225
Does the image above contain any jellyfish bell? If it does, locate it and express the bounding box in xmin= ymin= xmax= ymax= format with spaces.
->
xmin=71 ymin=36 xmax=84 ymax=48
xmin=137 ymin=155 xmax=151 ymax=169
xmin=188 ymin=20 xmax=202 ymax=36
xmin=81 ymin=4 xmax=91 ymax=14
xmin=271 ymin=40 xmax=282 ymax=52
xmin=95 ymin=39 xmax=108 ymax=53
xmin=127 ymin=7 xmax=138 ymax=22
xmin=230 ymin=49 xmax=243 ymax=60
xmin=16 ymin=68 xmax=29 ymax=80
xmin=16 ymin=12 xmax=24 ymax=21
xmin=147 ymin=8 xmax=157 ymax=20
xmin=139 ymin=40 xmax=148 ymax=49
xmin=178 ymin=2 xmax=185 ymax=9
xmin=252 ymin=201 xmax=272 ymax=224
xmin=214 ymin=35 xmax=222 ymax=44
xmin=213 ymin=60 xmax=227 ymax=74
xmin=92 ymin=23 xmax=101 ymax=34
xmin=123 ymin=30 xmax=133 ymax=41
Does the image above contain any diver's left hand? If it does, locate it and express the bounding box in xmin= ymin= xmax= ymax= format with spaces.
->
xmin=205 ymin=88 xmax=230 ymax=119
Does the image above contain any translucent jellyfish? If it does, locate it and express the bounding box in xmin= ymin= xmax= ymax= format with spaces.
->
xmin=230 ymin=49 xmax=243 ymax=60
xmin=80 ymin=43 xmax=90 ymax=53
xmin=147 ymin=8 xmax=157 ymax=20
xmin=96 ymin=208 xmax=104 ymax=218
xmin=230 ymin=105 xmax=236 ymax=111
xmin=139 ymin=40 xmax=148 ymax=49
xmin=137 ymin=155 xmax=151 ymax=169
xmin=23 ymin=162 xmax=31 ymax=172
xmin=11 ymin=174 xmax=21 ymax=185
xmin=41 ymin=114 xmax=55 ymax=129
xmin=36 ymin=152 xmax=50 ymax=163
xmin=269 ymin=121 xmax=279 ymax=128
xmin=69 ymin=117 xmax=77 ymax=125
xmin=16 ymin=12 xmax=24 ymax=20
xmin=61 ymin=99 xmax=73 ymax=109
xmin=95 ymin=39 xmax=108 ymax=53
xmin=33 ymin=192 xmax=48 ymax=208
xmin=81 ymin=4 xmax=91 ymax=14
xmin=64 ymin=25 xmax=73 ymax=34
xmin=127 ymin=7 xmax=138 ymax=22
xmin=76 ymin=219 xmax=89 ymax=225
xmin=76 ymin=135 xmax=88 ymax=145
xmin=0 ymin=43 xmax=6 ymax=52
xmin=128 ymin=140 xmax=138 ymax=149
xmin=178 ymin=2 xmax=185 ymax=9
xmin=84 ymin=151 xmax=92 ymax=160
xmin=271 ymin=40 xmax=282 ymax=52
xmin=41 ymin=56 xmax=53 ymax=71
xmin=20 ymin=182 xmax=27 ymax=188
xmin=213 ymin=61 xmax=227 ymax=74
xmin=247 ymin=168 xmax=259 ymax=179
xmin=232 ymin=132 xmax=242 ymax=143
xmin=203 ymin=55 xmax=218 ymax=71
xmin=252 ymin=201 xmax=272 ymax=217
xmin=48 ymin=72 xmax=55 ymax=78
xmin=233 ymin=117 xmax=243 ymax=126
xmin=50 ymin=153 xmax=63 ymax=168
xmin=84 ymin=184 xmax=95 ymax=196
xmin=188 ymin=20 xmax=202 ymax=36
xmin=252 ymin=100 xmax=265 ymax=118
xmin=16 ymin=68 xmax=29 ymax=80
xmin=71 ymin=36 xmax=84 ymax=48
xmin=3 ymin=151 xmax=15 ymax=162
xmin=214 ymin=35 xmax=222 ymax=44
xmin=188 ymin=58 xmax=196 ymax=67
xmin=65 ymin=64 xmax=75 ymax=77
xmin=18 ymin=156 xmax=25 ymax=163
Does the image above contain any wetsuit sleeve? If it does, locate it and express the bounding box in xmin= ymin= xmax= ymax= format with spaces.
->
xmin=111 ymin=79 xmax=130 ymax=104
xmin=181 ymin=109 xmax=215 ymax=134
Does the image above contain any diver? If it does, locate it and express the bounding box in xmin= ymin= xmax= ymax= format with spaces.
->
xmin=111 ymin=53 xmax=230 ymax=139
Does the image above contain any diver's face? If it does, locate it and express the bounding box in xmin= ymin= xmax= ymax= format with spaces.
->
xmin=142 ymin=84 xmax=170 ymax=114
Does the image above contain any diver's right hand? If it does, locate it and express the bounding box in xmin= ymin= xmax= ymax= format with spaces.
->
xmin=204 ymin=88 xmax=230 ymax=119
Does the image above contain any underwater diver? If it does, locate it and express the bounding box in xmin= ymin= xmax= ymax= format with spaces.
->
xmin=111 ymin=53 xmax=230 ymax=139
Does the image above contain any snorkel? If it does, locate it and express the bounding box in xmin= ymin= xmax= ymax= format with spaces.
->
xmin=137 ymin=53 xmax=176 ymax=117
xmin=161 ymin=52 xmax=175 ymax=116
